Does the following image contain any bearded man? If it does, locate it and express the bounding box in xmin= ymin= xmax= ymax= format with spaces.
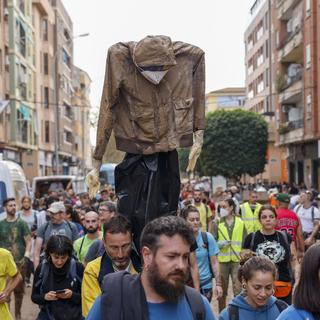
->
xmin=86 ymin=216 xmax=216 ymax=320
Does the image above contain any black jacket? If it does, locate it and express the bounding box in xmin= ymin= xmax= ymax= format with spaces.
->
xmin=31 ymin=259 xmax=84 ymax=320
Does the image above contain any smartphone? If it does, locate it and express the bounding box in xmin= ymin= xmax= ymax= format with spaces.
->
xmin=55 ymin=289 xmax=66 ymax=294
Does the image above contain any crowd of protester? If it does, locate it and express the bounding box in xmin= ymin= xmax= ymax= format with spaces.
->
xmin=0 ymin=180 xmax=319 ymax=320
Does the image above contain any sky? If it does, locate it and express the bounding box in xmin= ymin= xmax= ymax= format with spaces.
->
xmin=63 ymin=0 xmax=255 ymax=110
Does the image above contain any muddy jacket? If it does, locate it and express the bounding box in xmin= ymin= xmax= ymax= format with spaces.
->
xmin=93 ymin=35 xmax=205 ymax=160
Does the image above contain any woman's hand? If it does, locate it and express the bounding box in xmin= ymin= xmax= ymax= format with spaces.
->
xmin=215 ymin=284 xmax=223 ymax=298
xmin=44 ymin=291 xmax=58 ymax=301
xmin=56 ymin=289 xmax=73 ymax=300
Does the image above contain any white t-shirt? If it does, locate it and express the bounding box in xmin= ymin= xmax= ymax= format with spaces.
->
xmin=294 ymin=204 xmax=320 ymax=233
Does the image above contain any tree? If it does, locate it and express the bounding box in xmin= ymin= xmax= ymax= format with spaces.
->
xmin=201 ymin=109 xmax=268 ymax=180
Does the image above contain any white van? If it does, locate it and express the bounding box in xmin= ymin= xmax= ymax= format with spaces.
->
xmin=32 ymin=175 xmax=87 ymax=199
xmin=0 ymin=160 xmax=29 ymax=213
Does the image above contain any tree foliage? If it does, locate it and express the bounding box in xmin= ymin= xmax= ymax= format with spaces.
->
xmin=201 ymin=109 xmax=268 ymax=179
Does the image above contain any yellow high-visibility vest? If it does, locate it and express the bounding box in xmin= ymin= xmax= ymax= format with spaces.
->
xmin=240 ymin=202 xmax=262 ymax=234
xmin=217 ymin=216 xmax=244 ymax=263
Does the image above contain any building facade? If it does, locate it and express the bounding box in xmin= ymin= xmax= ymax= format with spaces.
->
xmin=72 ymin=66 xmax=92 ymax=175
xmin=274 ymin=0 xmax=319 ymax=188
xmin=205 ymin=87 xmax=246 ymax=113
xmin=245 ymin=0 xmax=286 ymax=184
xmin=0 ymin=0 xmax=92 ymax=182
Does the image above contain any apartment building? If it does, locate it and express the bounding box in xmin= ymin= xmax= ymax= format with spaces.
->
xmin=0 ymin=0 xmax=38 ymax=180
xmin=0 ymin=0 xmax=92 ymax=181
xmin=244 ymin=0 xmax=284 ymax=183
xmin=205 ymin=87 xmax=246 ymax=113
xmin=274 ymin=0 xmax=319 ymax=188
xmin=32 ymin=0 xmax=55 ymax=176
xmin=72 ymin=66 xmax=92 ymax=175
xmin=51 ymin=0 xmax=74 ymax=175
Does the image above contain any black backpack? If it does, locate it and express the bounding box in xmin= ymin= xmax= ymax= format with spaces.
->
xmin=228 ymin=299 xmax=287 ymax=320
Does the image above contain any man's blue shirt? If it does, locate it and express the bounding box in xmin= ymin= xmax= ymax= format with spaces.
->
xmin=86 ymin=294 xmax=216 ymax=320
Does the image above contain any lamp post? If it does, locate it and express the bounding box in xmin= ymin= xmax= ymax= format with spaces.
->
xmin=53 ymin=33 xmax=89 ymax=174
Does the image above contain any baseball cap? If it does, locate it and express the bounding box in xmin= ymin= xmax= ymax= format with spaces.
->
xmin=276 ymin=193 xmax=291 ymax=203
xmin=47 ymin=201 xmax=66 ymax=213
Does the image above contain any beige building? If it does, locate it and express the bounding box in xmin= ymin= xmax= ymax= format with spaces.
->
xmin=205 ymin=87 xmax=245 ymax=113
xmin=244 ymin=0 xmax=284 ymax=183
xmin=72 ymin=66 xmax=92 ymax=175
xmin=0 ymin=0 xmax=92 ymax=181
xmin=32 ymin=0 xmax=55 ymax=177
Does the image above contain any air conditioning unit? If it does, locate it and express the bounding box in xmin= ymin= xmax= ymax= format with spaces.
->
xmin=4 ymin=7 xmax=9 ymax=17
xmin=5 ymin=55 xmax=10 ymax=66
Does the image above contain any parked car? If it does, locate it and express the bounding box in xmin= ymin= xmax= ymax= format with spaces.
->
xmin=0 ymin=160 xmax=29 ymax=213
xmin=32 ymin=175 xmax=87 ymax=199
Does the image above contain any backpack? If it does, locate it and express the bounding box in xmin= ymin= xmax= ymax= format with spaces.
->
xmin=185 ymin=285 xmax=206 ymax=320
xmin=201 ymin=231 xmax=214 ymax=278
xmin=101 ymin=271 xmax=206 ymax=320
xmin=34 ymin=258 xmax=81 ymax=294
xmin=228 ymin=299 xmax=288 ymax=320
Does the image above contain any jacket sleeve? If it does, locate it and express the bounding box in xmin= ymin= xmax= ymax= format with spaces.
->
xmin=81 ymin=262 xmax=102 ymax=317
xmin=192 ymin=51 xmax=205 ymax=131
xmin=93 ymin=46 xmax=122 ymax=160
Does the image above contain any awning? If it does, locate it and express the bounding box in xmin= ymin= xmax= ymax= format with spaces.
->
xmin=0 ymin=100 xmax=10 ymax=114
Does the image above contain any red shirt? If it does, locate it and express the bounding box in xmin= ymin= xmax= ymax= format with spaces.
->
xmin=275 ymin=208 xmax=299 ymax=242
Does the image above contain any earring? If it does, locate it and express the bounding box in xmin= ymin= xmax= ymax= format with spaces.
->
xmin=272 ymin=288 xmax=275 ymax=295
xmin=242 ymin=284 xmax=246 ymax=290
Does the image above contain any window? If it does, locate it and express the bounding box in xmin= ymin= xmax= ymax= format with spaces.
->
xmin=265 ymin=39 xmax=269 ymax=58
xmin=64 ymin=102 xmax=72 ymax=119
xmin=62 ymin=49 xmax=71 ymax=68
xmin=42 ymin=19 xmax=48 ymax=41
xmin=43 ymin=53 xmax=48 ymax=74
xmin=64 ymin=130 xmax=73 ymax=143
xmin=306 ymin=94 xmax=312 ymax=113
xmin=306 ymin=44 xmax=311 ymax=68
xmin=64 ymin=28 xmax=70 ymax=41
xmin=19 ymin=21 xmax=26 ymax=57
xmin=265 ymin=68 xmax=269 ymax=87
xmin=0 ymin=49 xmax=2 ymax=73
xmin=45 ymin=121 xmax=50 ymax=142
xmin=44 ymin=87 xmax=49 ymax=108
xmin=306 ymin=0 xmax=311 ymax=17
xmin=257 ymin=26 xmax=264 ymax=41
xmin=18 ymin=0 xmax=25 ymax=14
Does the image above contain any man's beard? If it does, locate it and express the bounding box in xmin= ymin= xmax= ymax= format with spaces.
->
xmin=147 ymin=260 xmax=187 ymax=303
xmin=22 ymin=206 xmax=31 ymax=211
xmin=194 ymin=197 xmax=201 ymax=203
xmin=86 ymin=227 xmax=98 ymax=234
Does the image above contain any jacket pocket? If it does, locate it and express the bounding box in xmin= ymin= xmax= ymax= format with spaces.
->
xmin=173 ymin=98 xmax=194 ymax=133
xmin=132 ymin=103 xmax=156 ymax=142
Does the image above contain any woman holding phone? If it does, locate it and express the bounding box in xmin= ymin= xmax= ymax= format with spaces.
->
xmin=31 ymin=235 xmax=84 ymax=320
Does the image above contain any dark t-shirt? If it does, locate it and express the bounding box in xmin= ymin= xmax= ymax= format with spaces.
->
xmin=243 ymin=230 xmax=292 ymax=282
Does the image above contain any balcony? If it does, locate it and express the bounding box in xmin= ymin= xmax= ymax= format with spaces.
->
xmin=279 ymin=28 xmax=303 ymax=62
xmin=279 ymin=119 xmax=304 ymax=144
xmin=279 ymin=73 xmax=302 ymax=104
xmin=32 ymin=0 xmax=51 ymax=16
xmin=277 ymin=0 xmax=301 ymax=20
